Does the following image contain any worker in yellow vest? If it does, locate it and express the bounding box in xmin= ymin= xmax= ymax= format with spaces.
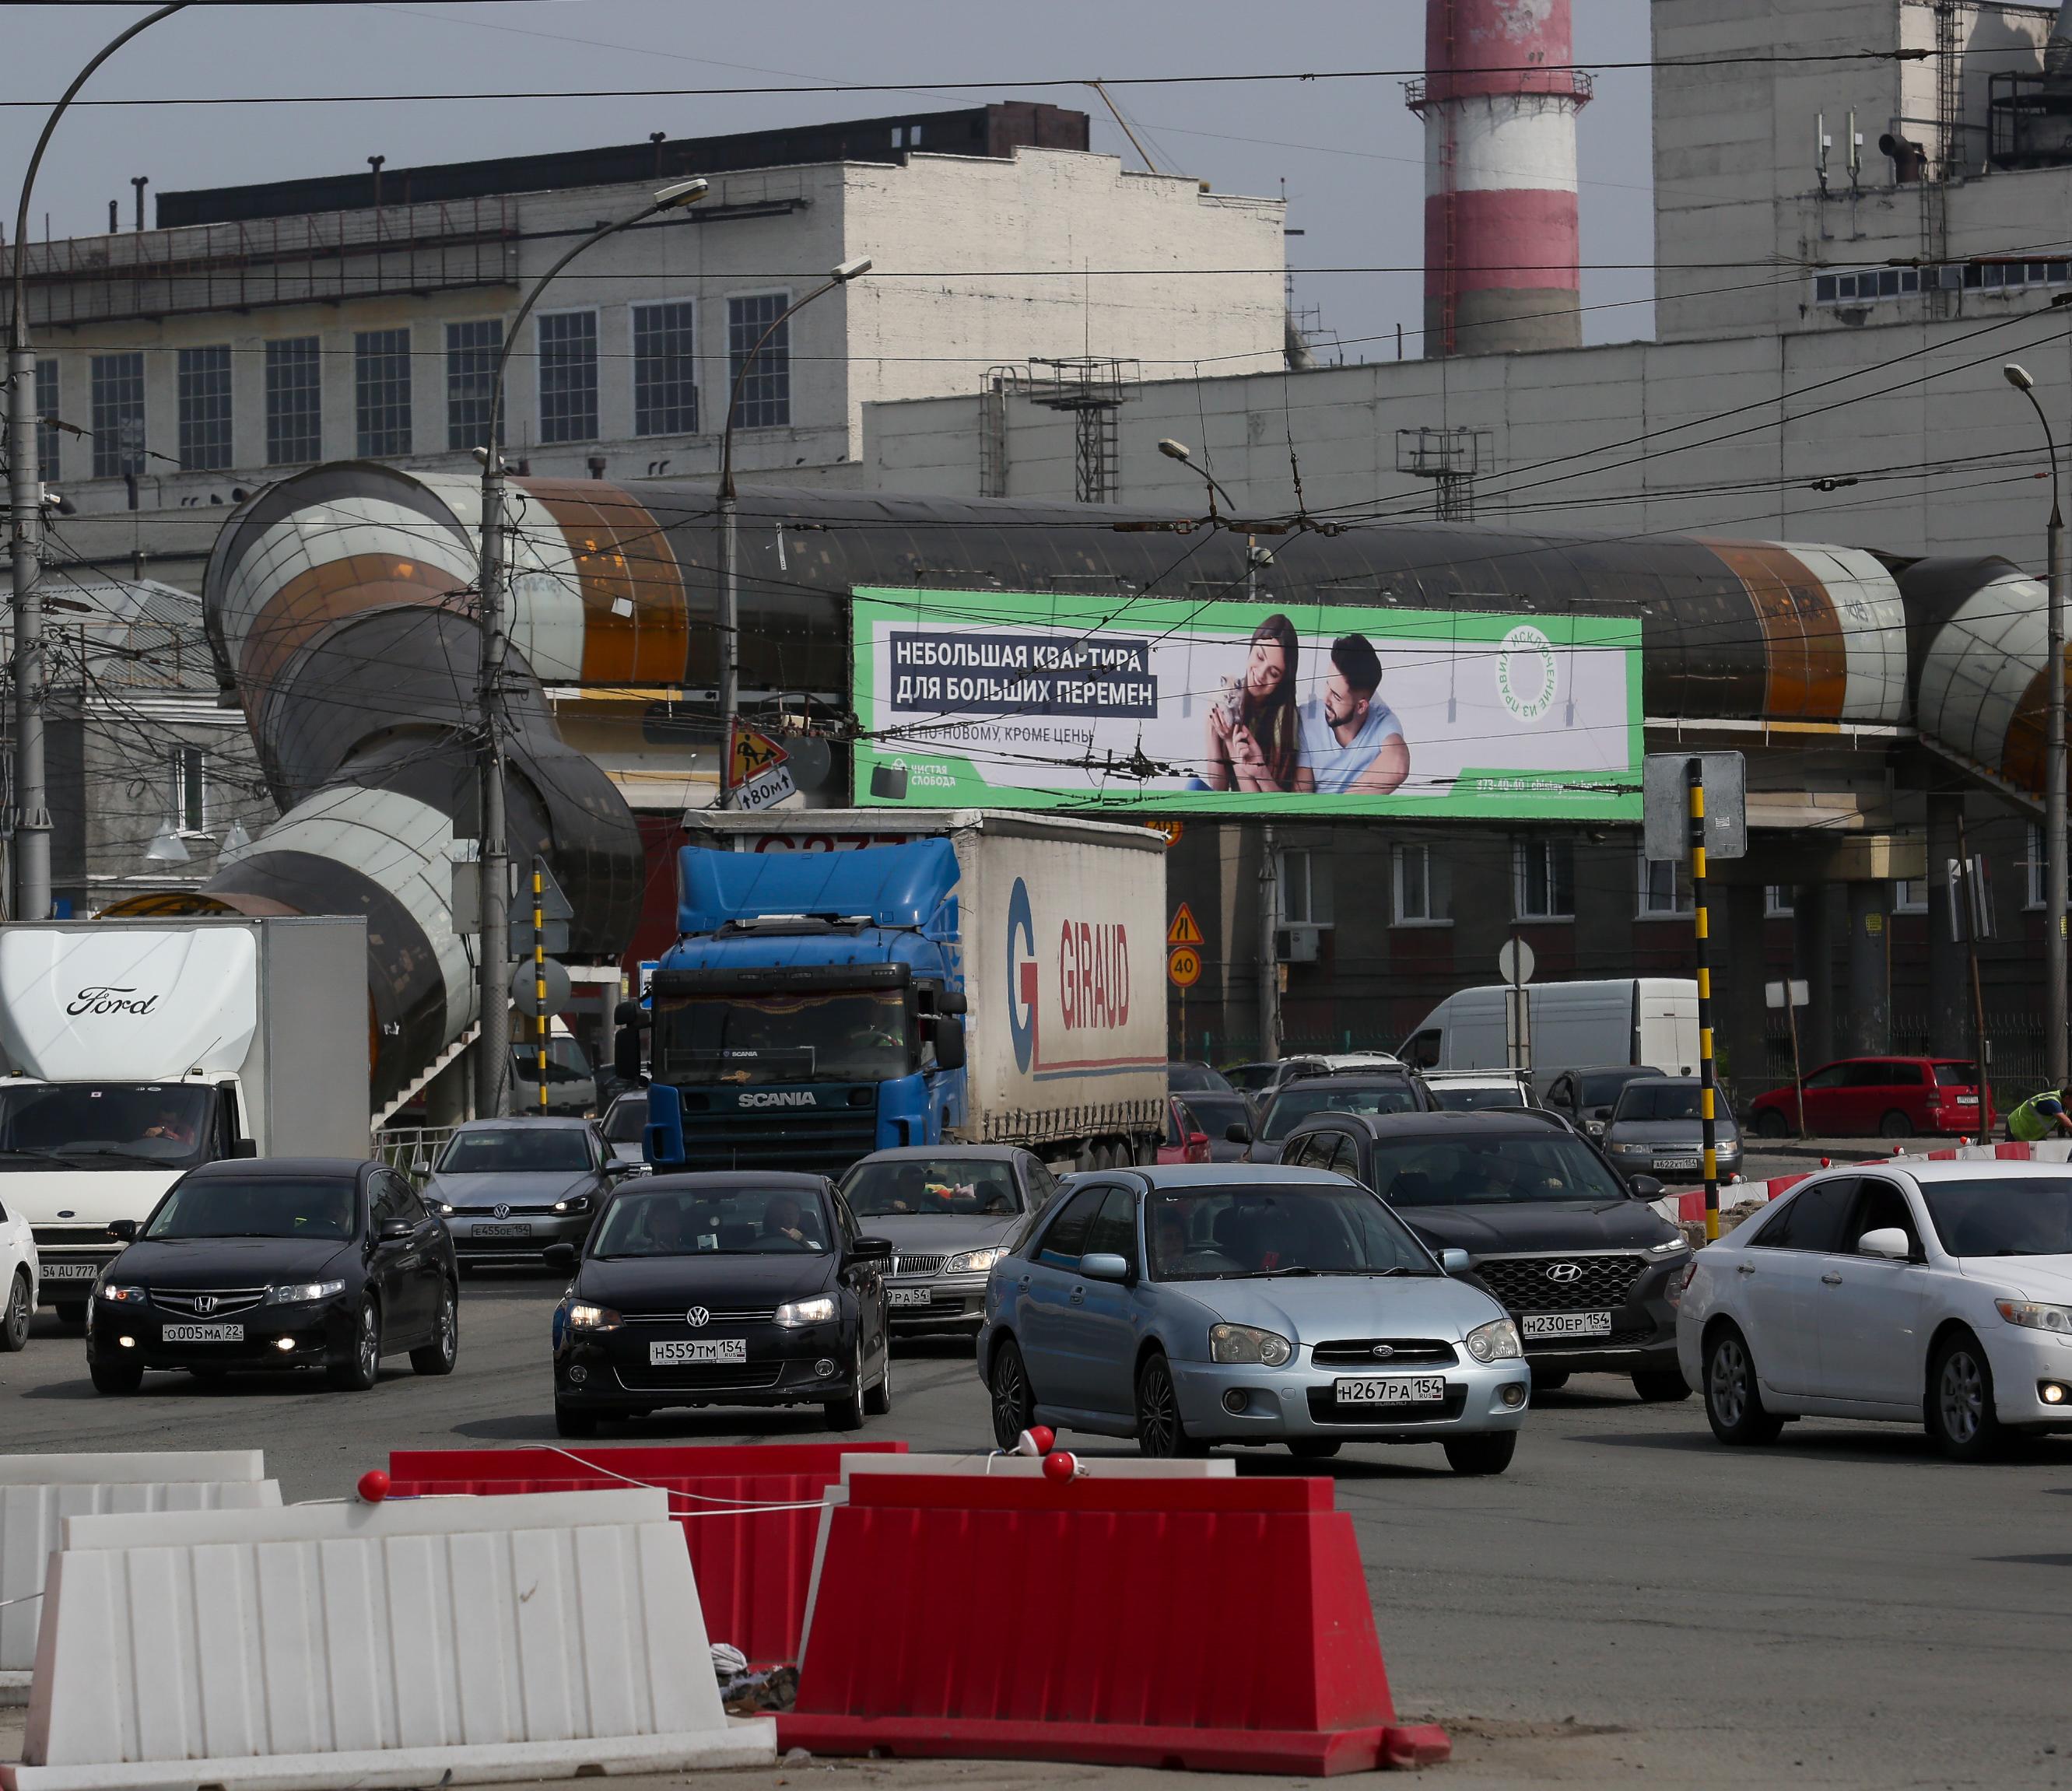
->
xmin=2006 ymin=1085 xmax=2072 ymax=1144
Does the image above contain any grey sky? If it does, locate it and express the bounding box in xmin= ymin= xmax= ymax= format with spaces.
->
xmin=7 ymin=1 xmax=1655 ymax=355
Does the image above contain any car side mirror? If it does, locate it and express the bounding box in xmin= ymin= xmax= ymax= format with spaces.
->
xmin=1224 ymin=1121 xmax=1252 ymax=1144
xmin=543 ymin=1242 xmax=578 ymax=1271
xmin=1628 ymin=1175 xmax=1665 ymax=1200
xmin=849 ymin=1236 xmax=893 ymax=1264
xmin=935 ymin=990 xmax=969 ymax=1016
xmin=107 ymin=1219 xmax=137 ymax=1242
xmin=230 ymin=1137 xmax=258 ymax=1159
xmin=1439 ymin=1247 xmax=1471 ymax=1274
xmin=1078 ymin=1251 xmax=1131 ymax=1282
xmin=411 ymin=1156 xmax=433 ymax=1177
xmin=377 ymin=1219 xmax=413 ymax=1242
xmin=1857 ymin=1226 xmax=1912 ymax=1260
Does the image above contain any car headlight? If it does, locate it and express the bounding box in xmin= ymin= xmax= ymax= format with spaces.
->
xmin=95 ymin=1284 xmax=145 ymax=1304
xmin=942 ymin=1246 xmax=1007 ymax=1276
xmin=1647 ymin=1239 xmax=1688 ymax=1256
xmin=774 ymin=1295 xmax=838 ymax=1328
xmin=1208 ymin=1321 xmax=1292 ymax=1367
xmin=1609 ymin=1142 xmax=1646 ymax=1155
xmin=552 ymin=1195 xmax=591 ymax=1214
xmin=1996 ymin=1299 xmax=2072 ymax=1335
xmin=438 ymin=1202 xmax=456 ymax=1216
xmin=267 ymin=1280 xmax=345 ymax=1304
xmin=566 ymin=1302 xmax=622 ymax=1331
xmin=1464 ymin=1316 xmax=1523 ymax=1362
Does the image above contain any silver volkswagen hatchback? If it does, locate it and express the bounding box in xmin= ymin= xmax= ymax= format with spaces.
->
xmin=977 ymin=1164 xmax=1530 ymax=1474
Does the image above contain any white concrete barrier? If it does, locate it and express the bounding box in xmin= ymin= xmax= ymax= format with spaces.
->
xmin=2 ymin=1487 xmax=773 ymax=1791
xmin=0 ymin=1453 xmax=279 ymax=1702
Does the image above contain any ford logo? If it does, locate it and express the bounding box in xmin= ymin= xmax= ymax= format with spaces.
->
xmin=494 ymin=1204 xmax=511 ymax=1220
xmin=1546 ymin=1262 xmax=1583 ymax=1282
xmin=685 ymin=1306 xmax=710 ymax=1328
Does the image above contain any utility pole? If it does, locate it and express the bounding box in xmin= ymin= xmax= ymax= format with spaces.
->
xmin=1259 ymin=823 xmax=1281 ymax=1060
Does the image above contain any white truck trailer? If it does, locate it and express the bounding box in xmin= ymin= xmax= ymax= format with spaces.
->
xmin=0 ymin=917 xmax=370 ymax=1314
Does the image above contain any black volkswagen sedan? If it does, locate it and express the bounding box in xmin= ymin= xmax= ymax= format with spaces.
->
xmin=86 ymin=1157 xmax=458 ymax=1394
xmin=550 ymin=1172 xmax=892 ymax=1437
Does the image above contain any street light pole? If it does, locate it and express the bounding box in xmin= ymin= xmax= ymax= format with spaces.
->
xmin=2004 ymin=363 xmax=2068 ymax=1085
xmin=471 ymin=177 xmax=707 ymax=1117
xmin=713 ymin=257 xmax=871 ymax=806
xmin=1155 ymin=436 xmax=1239 ymax=521
xmin=9 ymin=4 xmax=187 ymax=921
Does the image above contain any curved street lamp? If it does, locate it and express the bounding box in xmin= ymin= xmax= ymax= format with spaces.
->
xmin=9 ymin=3 xmax=188 ymax=921
xmin=472 ymin=176 xmax=708 ymax=1116
xmin=1156 ymin=436 xmax=1239 ymax=521
xmin=714 ymin=255 xmax=871 ymax=805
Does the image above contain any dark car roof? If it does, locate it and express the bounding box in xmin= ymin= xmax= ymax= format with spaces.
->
xmin=635 ymin=1170 xmax=832 ymax=1193
xmin=1288 ymin=1110 xmax=1562 ymax=1141
xmin=1268 ymin=1071 xmax=1416 ymax=1091
xmin=181 ymin=1156 xmax=373 ymax=1180
xmin=1558 ymin=1064 xmax=1666 ymax=1078
xmin=844 ymin=1145 xmax=1030 ymax=1164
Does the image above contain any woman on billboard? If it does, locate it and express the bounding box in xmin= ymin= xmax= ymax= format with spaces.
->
xmin=1202 ymin=613 xmax=1300 ymax=792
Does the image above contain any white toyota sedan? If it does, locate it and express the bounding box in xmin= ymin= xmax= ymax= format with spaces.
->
xmin=1 ymin=1187 xmax=36 ymax=1351
xmin=1677 ymin=1161 xmax=2072 ymax=1460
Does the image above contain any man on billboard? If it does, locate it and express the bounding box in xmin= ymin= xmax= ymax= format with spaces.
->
xmin=1294 ymin=634 xmax=1410 ymax=794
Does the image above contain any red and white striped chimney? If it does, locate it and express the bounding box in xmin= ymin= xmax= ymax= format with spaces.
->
xmin=1410 ymin=0 xmax=1590 ymax=357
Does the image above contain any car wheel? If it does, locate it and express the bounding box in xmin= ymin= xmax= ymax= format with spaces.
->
xmin=824 ymin=1337 xmax=867 ymax=1432
xmin=989 ymin=1337 xmax=1036 ymax=1449
xmin=1755 ymin=1109 xmax=1790 ymax=1140
xmin=327 ymin=1297 xmax=380 ymax=1392
xmin=1927 ymin=1330 xmax=2007 ymax=1461
xmin=1702 ymin=1324 xmax=1783 ymax=1444
xmin=1632 ymin=1368 xmax=1692 ymax=1402
xmin=1529 ymin=1366 xmax=1569 ymax=1393
xmin=554 ymin=1402 xmax=599 ymax=1438
xmin=1443 ymin=1432 xmax=1516 ymax=1476
xmin=1287 ymin=1439 xmax=1341 ymax=1461
xmin=410 ymin=1282 xmax=458 ymax=1376
xmin=864 ymin=1338 xmax=892 ymax=1416
xmin=54 ymin=1301 xmax=86 ymax=1329
xmin=1134 ymin=1351 xmax=1206 ymax=1459
xmin=90 ymin=1358 xmax=142 ymax=1395
xmin=0 ymin=1269 xmax=30 ymax=1353
xmin=1878 ymin=1109 xmax=1915 ymax=1141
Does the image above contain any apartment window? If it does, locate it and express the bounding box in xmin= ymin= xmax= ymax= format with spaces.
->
xmin=537 ymin=310 xmax=598 ymax=444
xmin=33 ymin=359 xmax=58 ymax=482
xmin=633 ymin=301 xmax=697 ymax=436
xmin=1513 ymin=838 xmax=1574 ymax=921
xmin=727 ymin=293 xmax=791 ymax=429
xmin=445 ymin=318 xmax=503 ymax=451
xmin=176 ymin=345 xmax=233 ymax=471
xmin=1392 ymin=844 xmax=1451 ymax=926
xmin=1276 ymin=849 xmax=1332 ymax=927
xmin=1765 ymin=885 xmax=1796 ymax=918
xmin=90 ymin=352 xmax=145 ymax=479
xmin=1892 ymin=878 xmax=1928 ymax=915
xmin=1638 ymin=851 xmax=1694 ymax=918
xmin=354 ymin=328 xmax=412 ymax=457
xmin=264 ymin=337 xmax=322 ymax=465
xmin=172 ymin=746 xmax=206 ymax=835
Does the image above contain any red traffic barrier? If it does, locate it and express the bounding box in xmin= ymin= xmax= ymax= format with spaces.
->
xmin=387 ymin=1442 xmax=903 ymax=1666
xmin=780 ymin=1470 xmax=1447 ymax=1775
xmin=356 ymin=1468 xmax=390 ymax=1503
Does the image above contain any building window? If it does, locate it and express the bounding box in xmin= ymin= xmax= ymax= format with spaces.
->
xmin=1513 ymin=838 xmax=1574 ymax=921
xmin=1276 ymin=849 xmax=1332 ymax=927
xmin=2024 ymin=825 xmax=2068 ymax=910
xmin=354 ymin=328 xmax=412 ymax=457
xmin=633 ymin=301 xmax=698 ymax=436
xmin=176 ymin=345 xmax=233 ymax=471
xmin=264 ymin=337 xmax=322 ymax=466
xmin=728 ymin=293 xmax=791 ymax=429
xmin=173 ymin=745 xmax=206 ymax=835
xmin=538 ymin=310 xmax=598 ymax=444
xmin=90 ymin=352 xmax=145 ymax=480
xmin=445 ymin=318 xmax=503 ymax=451
xmin=1892 ymin=878 xmax=1928 ymax=915
xmin=1392 ymin=844 xmax=1451 ymax=925
xmin=1638 ymin=850 xmax=1694 ymax=918
xmin=1765 ymin=885 xmax=1796 ymax=918
xmin=33 ymin=359 xmax=58 ymax=482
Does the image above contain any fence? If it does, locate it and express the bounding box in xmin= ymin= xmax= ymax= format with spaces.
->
xmin=373 ymin=1124 xmax=457 ymax=1186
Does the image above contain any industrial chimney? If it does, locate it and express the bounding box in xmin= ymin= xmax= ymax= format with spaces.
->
xmin=1409 ymin=0 xmax=1590 ymax=357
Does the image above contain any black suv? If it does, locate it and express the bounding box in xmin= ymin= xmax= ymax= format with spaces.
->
xmin=1236 ymin=1071 xmax=1439 ymax=1164
xmin=1277 ymin=1109 xmax=1692 ymax=1400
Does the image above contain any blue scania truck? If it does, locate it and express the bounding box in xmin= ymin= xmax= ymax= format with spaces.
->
xmin=640 ymin=810 xmax=1167 ymax=1177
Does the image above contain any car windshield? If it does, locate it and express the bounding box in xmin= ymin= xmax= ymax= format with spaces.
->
xmin=1430 ymin=1084 xmax=1526 ymax=1112
xmin=1613 ymin=1083 xmax=1728 ymax=1123
xmin=1222 ymin=1064 xmax=1278 ymax=1092
xmin=1366 ymin=1134 xmax=1629 ymax=1205
xmin=1933 ymin=1062 xmax=1979 ymax=1087
xmin=1167 ymin=1063 xmax=1232 ymax=1093
xmin=591 ymin=1185 xmax=833 ymax=1257
xmin=144 ymin=1176 xmax=357 ymax=1240
xmin=1145 ymin=1184 xmax=1437 ymax=1280
xmin=601 ymin=1097 xmax=647 ymax=1143
xmin=843 ymin=1158 xmax=1022 ymax=1218
xmin=652 ymin=988 xmax=910 ymax=1085
xmin=0 ymin=1082 xmax=214 ymax=1171
xmin=1580 ymin=1071 xmax=1657 ymax=1106
xmin=437 ymin=1128 xmax=592 ymax=1173
xmin=1918 ymin=1176 xmax=2072 ymax=1256
xmin=1260 ymin=1082 xmax=1417 ymax=1141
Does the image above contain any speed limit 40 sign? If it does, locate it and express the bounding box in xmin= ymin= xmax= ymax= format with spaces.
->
xmin=1167 ymin=945 xmax=1202 ymax=990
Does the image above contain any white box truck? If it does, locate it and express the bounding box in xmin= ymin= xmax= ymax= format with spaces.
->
xmin=0 ymin=917 xmax=370 ymax=1314
xmin=1400 ymin=978 xmax=1700 ymax=1078
xmin=644 ymin=810 xmax=1169 ymax=1173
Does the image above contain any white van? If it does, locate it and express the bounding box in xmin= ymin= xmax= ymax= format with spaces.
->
xmin=1400 ymin=979 xmax=1699 ymax=1078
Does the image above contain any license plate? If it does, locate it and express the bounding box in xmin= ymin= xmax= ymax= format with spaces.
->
xmin=887 ymin=1288 xmax=931 ymax=1308
xmin=1334 ymin=1375 xmax=1446 ymax=1407
xmin=40 ymin=1262 xmax=99 ymax=1281
xmin=1654 ymin=1158 xmax=1700 ymax=1171
xmin=650 ymin=1339 xmax=746 ymax=1365
xmin=1957 ymin=1095 xmax=1979 ymax=1106
xmin=1523 ymin=1310 xmax=1613 ymax=1339
xmin=162 ymin=1323 xmax=244 ymax=1344
xmin=470 ymin=1224 xmax=532 ymax=1239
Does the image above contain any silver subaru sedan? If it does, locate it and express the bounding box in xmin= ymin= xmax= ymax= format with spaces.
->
xmin=977 ymin=1164 xmax=1530 ymax=1474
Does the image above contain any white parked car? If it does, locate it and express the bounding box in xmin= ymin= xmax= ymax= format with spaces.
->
xmin=1 ymin=1189 xmax=37 ymax=1351
xmin=1678 ymin=1161 xmax=2072 ymax=1460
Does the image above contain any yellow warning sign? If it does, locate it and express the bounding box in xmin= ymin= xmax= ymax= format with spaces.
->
xmin=1167 ymin=903 xmax=1204 ymax=948
xmin=730 ymin=723 xmax=790 ymax=787
xmin=1167 ymin=945 xmax=1203 ymax=990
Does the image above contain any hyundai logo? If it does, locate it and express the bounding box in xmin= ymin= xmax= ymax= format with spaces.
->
xmin=1546 ymin=1262 xmax=1583 ymax=1282
xmin=193 ymin=1295 xmax=216 ymax=1315
xmin=1370 ymin=1344 xmax=1396 ymax=1360
xmin=685 ymin=1306 xmax=710 ymax=1328
xmin=494 ymin=1203 xmax=511 ymax=1221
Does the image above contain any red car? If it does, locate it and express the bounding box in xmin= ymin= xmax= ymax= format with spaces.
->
xmin=1746 ymin=1057 xmax=1990 ymax=1140
xmin=1157 ymin=1095 xmax=1212 ymax=1164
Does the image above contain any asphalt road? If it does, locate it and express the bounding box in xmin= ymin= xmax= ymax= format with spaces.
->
xmin=5 ymin=1276 xmax=2071 ymax=1789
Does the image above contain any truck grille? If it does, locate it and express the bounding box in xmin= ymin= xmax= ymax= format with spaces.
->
xmin=32 ymin=1225 xmax=114 ymax=1249
xmin=1309 ymin=1337 xmax=1459 ymax=1369
xmin=889 ymin=1255 xmax=946 ymax=1279
xmin=153 ymin=1288 xmax=268 ymax=1319
xmin=1474 ymin=1254 xmax=1646 ymax=1313
xmin=670 ymin=1106 xmax=878 ymax=1179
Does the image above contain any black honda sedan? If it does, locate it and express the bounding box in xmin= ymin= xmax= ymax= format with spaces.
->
xmin=86 ymin=1157 xmax=458 ymax=1394
xmin=550 ymin=1172 xmax=892 ymax=1437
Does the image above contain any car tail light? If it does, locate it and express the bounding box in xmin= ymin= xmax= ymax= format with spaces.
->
xmin=1184 ymin=1134 xmax=1210 ymax=1165
xmin=1678 ymin=1263 xmax=1699 ymax=1292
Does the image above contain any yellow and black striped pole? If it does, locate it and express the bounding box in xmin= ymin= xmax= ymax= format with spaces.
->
xmin=1688 ymin=762 xmax=1720 ymax=1241
xmin=533 ymin=860 xmax=549 ymax=1114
